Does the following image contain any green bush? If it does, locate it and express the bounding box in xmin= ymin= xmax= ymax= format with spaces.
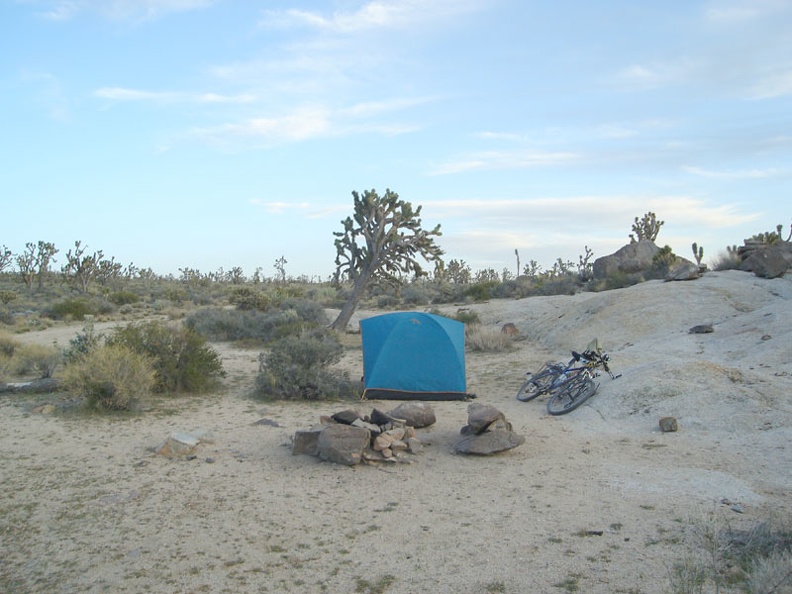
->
xmin=255 ymin=327 xmax=355 ymax=400
xmin=228 ymin=286 xmax=271 ymax=311
xmin=46 ymin=297 xmax=114 ymax=321
xmin=63 ymin=343 xmax=155 ymax=411
xmin=108 ymin=321 xmax=225 ymax=393
xmin=61 ymin=320 xmax=104 ymax=364
xmin=186 ymin=299 xmax=328 ymax=345
xmin=108 ymin=291 xmax=140 ymax=306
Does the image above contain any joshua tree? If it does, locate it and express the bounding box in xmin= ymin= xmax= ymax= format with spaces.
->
xmin=629 ymin=212 xmax=664 ymax=243
xmin=330 ymin=189 xmax=443 ymax=331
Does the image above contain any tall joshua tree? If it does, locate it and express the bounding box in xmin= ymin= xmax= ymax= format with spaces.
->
xmin=329 ymin=189 xmax=443 ymax=331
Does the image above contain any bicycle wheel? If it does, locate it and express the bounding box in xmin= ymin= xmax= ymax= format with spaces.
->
xmin=547 ymin=375 xmax=599 ymax=415
xmin=516 ymin=365 xmax=559 ymax=401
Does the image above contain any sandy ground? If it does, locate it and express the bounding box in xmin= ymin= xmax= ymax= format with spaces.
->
xmin=1 ymin=270 xmax=790 ymax=593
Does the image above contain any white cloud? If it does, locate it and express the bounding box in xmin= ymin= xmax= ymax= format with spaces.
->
xmin=746 ymin=68 xmax=792 ymax=99
xmin=262 ymin=0 xmax=482 ymax=33
xmin=704 ymin=0 xmax=789 ymax=23
xmin=94 ymin=87 xmax=257 ymax=104
xmin=682 ymin=165 xmax=780 ymax=179
xmin=429 ymin=151 xmax=578 ymax=175
xmin=37 ymin=0 xmax=215 ymax=21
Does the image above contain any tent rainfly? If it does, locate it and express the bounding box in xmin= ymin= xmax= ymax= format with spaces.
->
xmin=360 ymin=312 xmax=471 ymax=401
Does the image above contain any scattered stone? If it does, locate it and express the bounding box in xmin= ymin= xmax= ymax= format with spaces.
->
xmin=316 ymin=424 xmax=370 ymax=466
xmin=253 ymin=418 xmax=281 ymax=427
xmin=761 ymin=334 xmax=772 ymax=341
xmin=659 ymin=417 xmax=678 ymax=432
xmin=157 ymin=432 xmax=201 ymax=457
xmin=205 ymin=457 xmax=215 ymax=464
xmin=689 ymin=324 xmax=714 ymax=334
xmin=406 ymin=437 xmax=423 ymax=454
xmin=388 ymin=402 xmax=437 ymax=429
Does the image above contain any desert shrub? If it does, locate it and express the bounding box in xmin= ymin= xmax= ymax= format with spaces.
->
xmin=649 ymin=245 xmax=679 ymax=278
xmin=8 ymin=343 xmax=61 ymax=378
xmin=62 ymin=343 xmax=155 ymax=411
xmin=0 ymin=333 xmax=18 ymax=358
xmin=453 ymin=309 xmax=480 ymax=325
xmin=108 ymin=290 xmax=140 ymax=306
xmin=376 ymin=294 xmax=400 ymax=308
xmin=465 ymin=281 xmax=497 ymax=302
xmin=108 ymin=321 xmax=225 ymax=393
xmin=255 ymin=327 xmax=355 ymax=400
xmin=228 ymin=286 xmax=271 ymax=311
xmin=591 ymin=272 xmax=644 ymax=292
xmin=667 ymin=512 xmax=792 ymax=594
xmin=186 ymin=299 xmax=327 ymax=345
xmin=45 ymin=297 xmax=114 ymax=321
xmin=0 ymin=290 xmax=17 ymax=305
xmin=712 ymin=250 xmax=742 ymax=271
xmin=465 ymin=324 xmax=514 ymax=352
xmin=61 ymin=320 xmax=104 ymax=364
xmin=401 ymin=284 xmax=431 ymax=306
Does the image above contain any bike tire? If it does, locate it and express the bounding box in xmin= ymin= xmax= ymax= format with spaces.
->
xmin=516 ymin=365 xmax=558 ymax=402
xmin=547 ymin=376 xmax=599 ymax=415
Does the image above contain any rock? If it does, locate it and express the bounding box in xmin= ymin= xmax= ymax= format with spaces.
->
xmin=351 ymin=418 xmax=382 ymax=434
xmin=592 ymin=240 xmax=660 ymax=279
xmin=454 ymin=430 xmax=525 ymax=455
xmin=388 ymin=402 xmax=437 ymax=429
xmin=665 ymin=259 xmax=700 ymax=281
xmin=739 ymin=243 xmax=792 ymax=278
xmin=370 ymin=408 xmax=405 ymax=426
xmin=406 ymin=437 xmax=423 ymax=454
xmin=659 ymin=417 xmax=678 ymax=432
xmin=689 ymin=324 xmax=714 ymax=334
xmin=501 ymin=323 xmax=519 ymax=336
xmin=384 ymin=427 xmax=405 ymax=441
xmin=373 ymin=433 xmax=394 ymax=452
xmin=292 ymin=428 xmax=322 ymax=456
xmin=0 ymin=378 xmax=61 ymax=394
xmin=331 ymin=409 xmax=363 ymax=425
xmin=317 ymin=424 xmax=370 ymax=466
xmin=485 ymin=418 xmax=513 ymax=432
xmin=157 ymin=432 xmax=201 ymax=457
xmin=466 ymin=403 xmax=506 ymax=435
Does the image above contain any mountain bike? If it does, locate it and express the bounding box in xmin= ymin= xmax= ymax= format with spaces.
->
xmin=516 ymin=339 xmax=621 ymax=415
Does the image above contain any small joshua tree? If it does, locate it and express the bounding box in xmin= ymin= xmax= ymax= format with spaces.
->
xmin=629 ymin=212 xmax=664 ymax=243
xmin=691 ymin=242 xmax=704 ymax=266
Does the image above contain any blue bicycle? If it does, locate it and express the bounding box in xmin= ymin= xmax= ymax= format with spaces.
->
xmin=516 ymin=340 xmax=621 ymax=415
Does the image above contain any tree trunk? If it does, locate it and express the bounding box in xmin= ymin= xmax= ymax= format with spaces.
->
xmin=329 ymin=275 xmax=369 ymax=331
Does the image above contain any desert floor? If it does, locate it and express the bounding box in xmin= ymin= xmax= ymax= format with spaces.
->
xmin=1 ymin=270 xmax=790 ymax=593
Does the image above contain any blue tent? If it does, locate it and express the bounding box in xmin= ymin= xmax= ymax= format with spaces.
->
xmin=360 ymin=312 xmax=470 ymax=400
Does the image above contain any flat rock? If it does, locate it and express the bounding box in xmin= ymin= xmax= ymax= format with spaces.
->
xmin=388 ymin=402 xmax=436 ymax=428
xmin=466 ymin=403 xmax=506 ymax=435
xmin=292 ymin=428 xmax=322 ymax=456
xmin=317 ymin=424 xmax=370 ymax=466
xmin=454 ymin=430 xmax=525 ymax=455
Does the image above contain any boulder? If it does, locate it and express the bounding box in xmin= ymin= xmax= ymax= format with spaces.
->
xmin=739 ymin=243 xmax=792 ymax=278
xmin=317 ymin=424 xmax=370 ymax=466
xmin=592 ymin=240 xmax=660 ymax=279
xmin=665 ymin=259 xmax=700 ymax=281
xmin=388 ymin=402 xmax=437 ymax=429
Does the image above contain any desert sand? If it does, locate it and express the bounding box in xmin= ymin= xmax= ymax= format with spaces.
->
xmin=1 ymin=269 xmax=790 ymax=593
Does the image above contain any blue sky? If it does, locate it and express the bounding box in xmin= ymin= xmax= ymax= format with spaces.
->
xmin=1 ymin=0 xmax=790 ymax=280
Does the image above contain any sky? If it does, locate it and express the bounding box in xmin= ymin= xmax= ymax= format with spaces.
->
xmin=1 ymin=0 xmax=790 ymax=280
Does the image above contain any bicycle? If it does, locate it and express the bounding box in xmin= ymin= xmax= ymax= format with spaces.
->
xmin=516 ymin=339 xmax=621 ymax=415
